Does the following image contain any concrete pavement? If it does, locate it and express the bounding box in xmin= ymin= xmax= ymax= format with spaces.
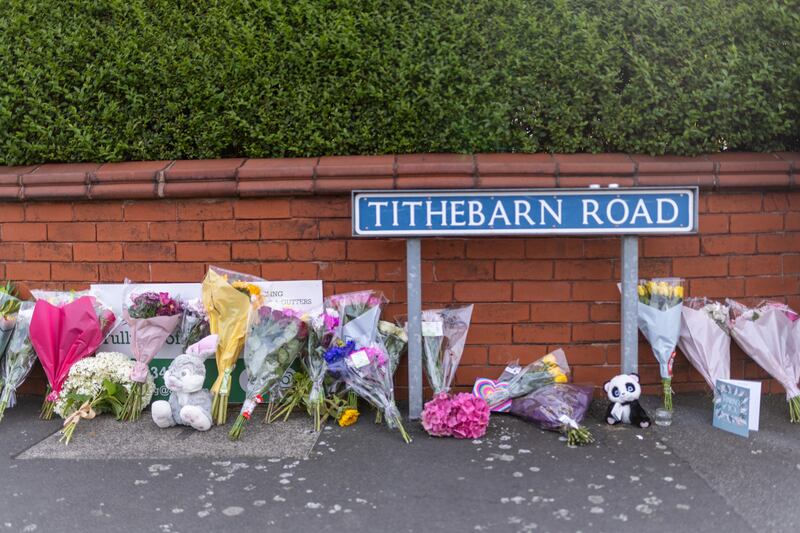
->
xmin=1 ymin=393 xmax=799 ymax=533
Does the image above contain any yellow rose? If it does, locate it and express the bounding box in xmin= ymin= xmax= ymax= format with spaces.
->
xmin=548 ymin=366 xmax=562 ymax=377
xmin=675 ymin=286 xmax=684 ymax=299
xmin=338 ymin=408 xmax=359 ymax=427
xmin=554 ymin=374 xmax=568 ymax=383
xmin=542 ymin=354 xmax=557 ymax=365
xmin=637 ymin=285 xmax=646 ymax=297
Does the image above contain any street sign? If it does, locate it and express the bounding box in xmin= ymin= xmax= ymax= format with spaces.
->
xmin=353 ymin=188 xmax=698 ymax=237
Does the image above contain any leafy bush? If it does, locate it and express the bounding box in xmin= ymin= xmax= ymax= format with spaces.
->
xmin=0 ymin=0 xmax=797 ymax=164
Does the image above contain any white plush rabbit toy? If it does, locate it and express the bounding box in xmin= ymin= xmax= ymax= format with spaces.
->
xmin=151 ymin=335 xmax=217 ymax=431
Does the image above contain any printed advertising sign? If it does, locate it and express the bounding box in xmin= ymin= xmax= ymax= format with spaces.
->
xmin=90 ymin=281 xmax=323 ymax=402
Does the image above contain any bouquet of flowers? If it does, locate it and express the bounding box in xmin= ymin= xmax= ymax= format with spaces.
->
xmin=29 ymin=291 xmax=116 ymax=419
xmin=229 ymin=305 xmax=307 ymax=440
xmin=326 ymin=342 xmax=411 ymax=443
xmin=728 ymin=299 xmax=800 ymax=422
xmin=637 ymin=278 xmax=684 ymax=410
xmin=178 ymin=298 xmax=210 ymax=351
xmin=303 ymin=309 xmax=338 ymax=431
xmin=478 ymin=350 xmax=570 ymax=410
xmin=202 ymin=266 xmax=263 ymax=425
xmin=374 ymin=320 xmax=407 ymax=424
xmin=678 ymin=297 xmax=731 ymax=394
xmin=0 ymin=302 xmax=35 ymax=421
xmin=0 ymin=282 xmax=21 ymax=357
xmin=416 ymin=305 xmax=490 ymax=439
xmin=326 ymin=290 xmax=386 ymax=347
xmin=509 ymin=384 xmax=594 ymax=446
xmin=119 ymin=289 xmax=184 ymax=421
xmin=56 ymin=352 xmax=155 ymax=444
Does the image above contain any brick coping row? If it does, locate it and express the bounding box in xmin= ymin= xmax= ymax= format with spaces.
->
xmin=0 ymin=152 xmax=797 ymax=201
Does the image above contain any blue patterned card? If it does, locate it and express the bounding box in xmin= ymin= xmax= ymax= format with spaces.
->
xmin=713 ymin=379 xmax=761 ymax=437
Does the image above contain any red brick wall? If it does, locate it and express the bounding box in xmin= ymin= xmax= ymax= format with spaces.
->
xmin=4 ymin=190 xmax=800 ymax=398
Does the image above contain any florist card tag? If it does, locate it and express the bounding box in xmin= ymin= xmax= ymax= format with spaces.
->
xmin=422 ymin=321 xmax=443 ymax=337
xmin=713 ymin=379 xmax=761 ymax=437
xmin=349 ymin=350 xmax=371 ymax=369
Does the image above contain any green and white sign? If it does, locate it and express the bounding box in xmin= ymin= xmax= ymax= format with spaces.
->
xmin=90 ymin=281 xmax=323 ymax=402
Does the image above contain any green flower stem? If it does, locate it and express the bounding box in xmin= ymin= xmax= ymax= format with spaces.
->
xmin=118 ymin=382 xmax=144 ymax=422
xmin=789 ymin=396 xmax=800 ymax=423
xmin=663 ymin=379 xmax=673 ymax=412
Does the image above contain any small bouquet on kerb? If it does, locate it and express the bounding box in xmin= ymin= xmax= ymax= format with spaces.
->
xmin=0 ymin=283 xmax=22 ymax=357
xmin=119 ymin=287 xmax=184 ymax=422
xmin=326 ymin=341 xmax=411 ymax=443
xmin=509 ymin=384 xmax=594 ymax=446
xmin=29 ymin=291 xmax=116 ymax=420
xmin=325 ymin=289 xmax=387 ymax=407
xmin=0 ymin=302 xmax=35 ymax=422
xmin=56 ymin=352 xmax=155 ymax=444
xmin=727 ymin=299 xmax=800 ymax=422
xmin=637 ymin=278 xmax=684 ymax=411
xmin=202 ymin=266 xmax=263 ymax=425
xmin=374 ymin=320 xmax=407 ymax=424
xmin=678 ymin=297 xmax=731 ymax=395
xmin=303 ymin=308 xmax=338 ymax=431
xmin=477 ymin=350 xmax=570 ymax=410
xmin=416 ymin=305 xmax=490 ymax=439
xmin=229 ymin=305 xmax=307 ymax=440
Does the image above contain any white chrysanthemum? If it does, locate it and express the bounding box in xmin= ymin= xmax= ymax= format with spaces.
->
xmin=54 ymin=352 xmax=155 ymax=418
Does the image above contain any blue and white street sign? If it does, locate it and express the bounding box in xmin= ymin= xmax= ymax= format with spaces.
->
xmin=353 ymin=188 xmax=697 ymax=237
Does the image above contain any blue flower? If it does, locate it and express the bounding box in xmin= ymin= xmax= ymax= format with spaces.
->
xmin=323 ymin=340 xmax=356 ymax=365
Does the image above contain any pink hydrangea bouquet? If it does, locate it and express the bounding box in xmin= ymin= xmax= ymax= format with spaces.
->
xmin=415 ymin=305 xmax=490 ymax=439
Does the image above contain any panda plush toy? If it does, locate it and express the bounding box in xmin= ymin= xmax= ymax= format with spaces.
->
xmin=603 ymin=373 xmax=651 ymax=428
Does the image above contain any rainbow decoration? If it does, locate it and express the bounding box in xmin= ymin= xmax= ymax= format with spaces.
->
xmin=472 ymin=378 xmax=511 ymax=412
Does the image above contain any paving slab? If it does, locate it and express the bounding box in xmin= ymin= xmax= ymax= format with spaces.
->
xmin=17 ymin=412 xmax=318 ymax=460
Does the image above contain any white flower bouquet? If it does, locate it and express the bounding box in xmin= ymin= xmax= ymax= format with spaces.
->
xmin=56 ymin=352 xmax=155 ymax=443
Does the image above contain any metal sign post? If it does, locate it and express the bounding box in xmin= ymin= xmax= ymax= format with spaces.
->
xmin=620 ymin=236 xmax=639 ymax=374
xmin=406 ymin=239 xmax=423 ymax=420
xmin=351 ymin=187 xmax=698 ymax=420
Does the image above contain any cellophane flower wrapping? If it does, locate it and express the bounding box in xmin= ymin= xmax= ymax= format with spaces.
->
xmin=419 ymin=305 xmax=473 ymax=395
xmin=178 ymin=298 xmax=210 ymax=351
xmin=229 ymin=305 xmax=307 ymax=440
xmin=509 ymin=383 xmax=594 ymax=445
xmin=678 ymin=297 xmax=731 ymax=393
xmin=484 ymin=349 xmax=571 ymax=409
xmin=378 ymin=320 xmax=407 ymax=376
xmin=202 ymin=266 xmax=264 ymax=425
xmin=29 ymin=290 xmax=114 ymax=419
xmin=0 ymin=302 xmax=35 ymax=420
xmin=325 ymin=290 xmax=386 ymax=347
xmin=327 ymin=342 xmax=411 ymax=443
xmin=727 ymin=299 xmax=800 ymax=421
xmin=304 ymin=309 xmax=338 ymax=431
xmin=119 ymin=286 xmax=184 ymax=421
xmin=0 ymin=289 xmax=21 ymax=359
xmin=637 ymin=278 xmax=684 ymax=410
xmin=56 ymin=352 xmax=155 ymax=443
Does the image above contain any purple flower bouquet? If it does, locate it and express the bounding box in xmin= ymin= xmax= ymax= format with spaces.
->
xmin=509 ymin=384 xmax=595 ymax=446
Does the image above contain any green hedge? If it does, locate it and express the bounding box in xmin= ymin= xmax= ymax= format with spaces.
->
xmin=1 ymin=0 xmax=798 ymax=164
